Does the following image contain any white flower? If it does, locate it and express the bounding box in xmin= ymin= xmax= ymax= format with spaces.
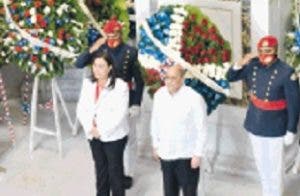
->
xmin=18 ymin=20 xmax=25 ymax=27
xmin=57 ymin=3 xmax=69 ymax=16
xmin=49 ymin=63 xmax=54 ymax=71
xmin=67 ymin=46 xmax=75 ymax=53
xmin=4 ymin=37 xmax=12 ymax=46
xmin=21 ymin=2 xmax=26 ymax=6
xmin=171 ymin=15 xmax=184 ymax=23
xmin=291 ymin=46 xmax=300 ymax=53
xmin=1 ymin=52 xmax=6 ymax=56
xmin=170 ymin=23 xmax=183 ymax=30
xmin=207 ymin=64 xmax=216 ymax=78
xmin=138 ymin=54 xmax=161 ymax=70
xmin=16 ymin=34 xmax=21 ymax=40
xmin=43 ymin=6 xmax=51 ymax=15
xmin=169 ymin=29 xmax=182 ymax=37
xmin=42 ymin=54 xmax=47 ymax=62
xmin=29 ymin=8 xmax=36 ymax=16
xmin=8 ymin=23 xmax=14 ymax=29
xmin=287 ymin=32 xmax=295 ymax=39
xmin=39 ymin=68 xmax=47 ymax=75
xmin=215 ymin=66 xmax=224 ymax=80
xmin=223 ymin=62 xmax=231 ymax=70
xmin=71 ymin=20 xmax=84 ymax=28
xmin=48 ymin=31 xmax=54 ymax=37
xmin=57 ymin=39 xmax=64 ymax=46
xmin=30 ymin=15 xmax=37 ymax=24
xmin=174 ymin=7 xmax=187 ymax=16
xmin=56 ymin=9 xmax=63 ymax=16
xmin=76 ymin=39 xmax=82 ymax=45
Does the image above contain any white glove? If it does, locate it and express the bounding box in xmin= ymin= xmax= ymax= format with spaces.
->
xmin=284 ymin=131 xmax=295 ymax=146
xmin=129 ymin=106 xmax=140 ymax=118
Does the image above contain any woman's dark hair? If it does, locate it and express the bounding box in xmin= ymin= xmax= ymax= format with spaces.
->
xmin=90 ymin=51 xmax=116 ymax=89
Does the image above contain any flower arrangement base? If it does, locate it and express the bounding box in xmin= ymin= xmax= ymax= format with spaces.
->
xmin=0 ymin=71 xmax=15 ymax=145
xmin=29 ymin=77 xmax=77 ymax=157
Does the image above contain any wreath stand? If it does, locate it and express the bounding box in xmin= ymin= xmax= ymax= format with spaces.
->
xmin=29 ymin=77 xmax=77 ymax=157
xmin=0 ymin=71 xmax=15 ymax=145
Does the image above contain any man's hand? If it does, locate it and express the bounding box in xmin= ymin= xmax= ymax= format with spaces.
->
xmin=152 ymin=148 xmax=160 ymax=161
xmin=191 ymin=156 xmax=202 ymax=169
xmin=284 ymin=131 xmax=295 ymax=146
xmin=90 ymin=126 xmax=100 ymax=139
xmin=129 ymin=105 xmax=141 ymax=118
xmin=89 ymin=37 xmax=106 ymax=53
xmin=237 ymin=53 xmax=257 ymax=68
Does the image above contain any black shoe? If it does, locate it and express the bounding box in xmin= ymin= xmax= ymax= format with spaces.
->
xmin=123 ymin=175 xmax=133 ymax=189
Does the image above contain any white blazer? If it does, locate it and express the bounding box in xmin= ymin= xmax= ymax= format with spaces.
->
xmin=76 ymin=78 xmax=129 ymax=141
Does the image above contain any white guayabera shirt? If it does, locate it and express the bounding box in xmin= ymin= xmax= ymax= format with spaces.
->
xmin=151 ymin=85 xmax=207 ymax=160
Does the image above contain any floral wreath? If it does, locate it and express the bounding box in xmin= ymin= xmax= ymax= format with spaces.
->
xmin=0 ymin=0 xmax=129 ymax=78
xmin=285 ymin=0 xmax=300 ymax=76
xmin=138 ymin=5 xmax=232 ymax=114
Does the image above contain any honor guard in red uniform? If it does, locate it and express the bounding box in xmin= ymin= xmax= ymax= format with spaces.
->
xmin=227 ymin=35 xmax=300 ymax=196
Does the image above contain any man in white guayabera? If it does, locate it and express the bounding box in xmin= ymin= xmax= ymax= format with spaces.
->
xmin=151 ymin=64 xmax=207 ymax=196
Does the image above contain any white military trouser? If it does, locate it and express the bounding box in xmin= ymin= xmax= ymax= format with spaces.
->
xmin=124 ymin=115 xmax=138 ymax=177
xmin=249 ymin=132 xmax=284 ymax=196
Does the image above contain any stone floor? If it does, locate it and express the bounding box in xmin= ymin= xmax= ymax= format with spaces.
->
xmin=0 ymin=100 xmax=300 ymax=196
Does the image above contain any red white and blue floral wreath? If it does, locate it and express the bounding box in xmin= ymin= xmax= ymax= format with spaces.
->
xmin=138 ymin=5 xmax=231 ymax=114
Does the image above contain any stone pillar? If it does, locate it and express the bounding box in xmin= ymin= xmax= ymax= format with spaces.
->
xmin=251 ymin=0 xmax=292 ymax=58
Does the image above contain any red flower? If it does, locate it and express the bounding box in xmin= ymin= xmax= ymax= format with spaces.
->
xmin=31 ymin=55 xmax=38 ymax=63
xmin=200 ymin=50 xmax=206 ymax=56
xmin=0 ymin=7 xmax=5 ymax=15
xmin=203 ymin=57 xmax=210 ymax=63
xmin=146 ymin=68 xmax=161 ymax=85
xmin=42 ymin=47 xmax=49 ymax=54
xmin=190 ymin=14 xmax=196 ymax=21
xmin=24 ymin=10 xmax=31 ymax=17
xmin=208 ymin=26 xmax=216 ymax=34
xmin=183 ymin=20 xmax=190 ymax=29
xmin=208 ymin=48 xmax=216 ymax=55
xmin=57 ymin=29 xmax=65 ymax=40
xmin=201 ymin=18 xmax=208 ymax=27
xmin=200 ymin=32 xmax=209 ymax=40
xmin=47 ymin=0 xmax=55 ymax=6
xmin=222 ymin=50 xmax=231 ymax=62
xmin=36 ymin=14 xmax=44 ymax=23
xmin=44 ymin=37 xmax=51 ymax=44
xmin=12 ymin=15 xmax=19 ymax=21
xmin=209 ymin=33 xmax=218 ymax=42
xmin=11 ymin=3 xmax=18 ymax=10
xmin=40 ymin=20 xmax=47 ymax=28
xmin=34 ymin=1 xmax=42 ymax=8
xmin=15 ymin=46 xmax=22 ymax=52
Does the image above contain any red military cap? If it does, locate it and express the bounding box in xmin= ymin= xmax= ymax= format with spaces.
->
xmin=257 ymin=35 xmax=278 ymax=48
xmin=103 ymin=17 xmax=122 ymax=33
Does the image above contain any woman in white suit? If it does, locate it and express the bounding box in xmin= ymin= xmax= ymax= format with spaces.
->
xmin=77 ymin=52 xmax=129 ymax=196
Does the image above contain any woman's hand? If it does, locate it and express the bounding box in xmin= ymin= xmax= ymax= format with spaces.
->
xmin=90 ymin=126 xmax=100 ymax=139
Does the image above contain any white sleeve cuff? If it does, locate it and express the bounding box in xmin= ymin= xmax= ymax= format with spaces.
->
xmin=232 ymin=63 xmax=243 ymax=70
